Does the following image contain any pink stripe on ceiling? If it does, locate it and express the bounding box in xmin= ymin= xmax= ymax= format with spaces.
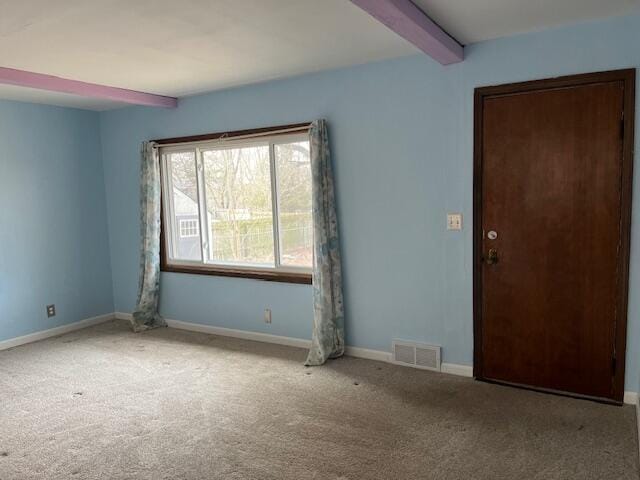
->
xmin=0 ymin=67 xmax=177 ymax=108
xmin=350 ymin=0 xmax=463 ymax=65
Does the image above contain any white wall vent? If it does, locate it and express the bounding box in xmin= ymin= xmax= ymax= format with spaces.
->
xmin=392 ymin=340 xmax=441 ymax=372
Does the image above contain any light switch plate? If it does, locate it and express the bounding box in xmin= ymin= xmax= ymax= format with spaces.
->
xmin=447 ymin=213 xmax=462 ymax=230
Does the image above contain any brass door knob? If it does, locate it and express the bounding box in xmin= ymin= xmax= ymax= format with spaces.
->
xmin=485 ymin=249 xmax=499 ymax=265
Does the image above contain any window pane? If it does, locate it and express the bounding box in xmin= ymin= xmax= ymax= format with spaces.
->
xmin=179 ymin=219 xmax=199 ymax=237
xmin=168 ymin=151 xmax=202 ymax=261
xmin=202 ymin=145 xmax=274 ymax=265
xmin=275 ymin=141 xmax=312 ymax=268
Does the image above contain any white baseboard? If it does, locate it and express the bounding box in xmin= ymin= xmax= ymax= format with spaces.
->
xmin=636 ymin=398 xmax=640 ymax=460
xmin=624 ymin=391 xmax=638 ymax=405
xmin=165 ymin=318 xmax=394 ymax=363
xmin=3 ymin=312 xmax=637 ymax=406
xmin=344 ymin=345 xmax=392 ymax=362
xmin=114 ymin=313 xmax=640 ymax=405
xmin=166 ymin=318 xmax=312 ymax=350
xmin=441 ymin=362 xmax=474 ymax=377
xmin=149 ymin=315 xmax=466 ymax=377
xmin=0 ymin=313 xmax=115 ymax=351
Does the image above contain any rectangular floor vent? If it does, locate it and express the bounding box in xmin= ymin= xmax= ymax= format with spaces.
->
xmin=392 ymin=340 xmax=441 ymax=372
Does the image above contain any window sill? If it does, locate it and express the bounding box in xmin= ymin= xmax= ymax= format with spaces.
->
xmin=161 ymin=263 xmax=312 ymax=285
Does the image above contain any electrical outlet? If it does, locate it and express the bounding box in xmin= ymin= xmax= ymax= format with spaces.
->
xmin=46 ymin=304 xmax=56 ymax=318
xmin=264 ymin=309 xmax=272 ymax=324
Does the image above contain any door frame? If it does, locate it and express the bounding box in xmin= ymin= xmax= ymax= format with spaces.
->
xmin=473 ymin=69 xmax=636 ymax=403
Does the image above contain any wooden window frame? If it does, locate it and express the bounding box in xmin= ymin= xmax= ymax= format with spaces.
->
xmin=157 ymin=122 xmax=313 ymax=285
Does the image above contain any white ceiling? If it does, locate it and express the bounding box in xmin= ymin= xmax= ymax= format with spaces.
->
xmin=0 ymin=0 xmax=415 ymax=110
xmin=414 ymin=0 xmax=640 ymax=44
xmin=0 ymin=0 xmax=638 ymax=110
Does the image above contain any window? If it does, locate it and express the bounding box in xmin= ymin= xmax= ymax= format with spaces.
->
xmin=179 ymin=219 xmax=199 ymax=238
xmin=159 ymin=126 xmax=312 ymax=284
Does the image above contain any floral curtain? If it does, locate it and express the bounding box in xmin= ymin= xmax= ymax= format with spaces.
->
xmin=305 ymin=120 xmax=345 ymax=366
xmin=131 ymin=142 xmax=167 ymax=332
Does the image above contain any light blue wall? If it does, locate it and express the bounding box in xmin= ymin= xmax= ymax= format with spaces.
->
xmin=0 ymin=100 xmax=114 ymax=341
xmin=100 ymin=13 xmax=640 ymax=390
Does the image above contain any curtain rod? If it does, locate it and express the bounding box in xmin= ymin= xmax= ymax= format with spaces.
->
xmin=152 ymin=122 xmax=312 ymax=148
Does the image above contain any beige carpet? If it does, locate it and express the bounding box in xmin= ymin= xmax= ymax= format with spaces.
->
xmin=0 ymin=319 xmax=637 ymax=480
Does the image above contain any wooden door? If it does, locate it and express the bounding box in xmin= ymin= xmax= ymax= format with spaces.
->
xmin=473 ymin=70 xmax=635 ymax=403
